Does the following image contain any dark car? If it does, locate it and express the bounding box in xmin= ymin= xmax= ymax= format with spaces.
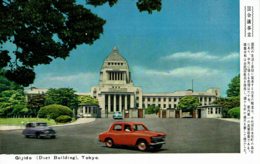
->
xmin=22 ymin=122 xmax=56 ymax=139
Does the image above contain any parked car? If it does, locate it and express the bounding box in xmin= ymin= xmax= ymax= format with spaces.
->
xmin=22 ymin=122 xmax=56 ymax=139
xmin=98 ymin=121 xmax=166 ymax=151
xmin=112 ymin=111 xmax=123 ymax=119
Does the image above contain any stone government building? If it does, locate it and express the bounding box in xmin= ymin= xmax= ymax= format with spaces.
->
xmin=89 ymin=47 xmax=222 ymax=118
xmin=26 ymin=47 xmax=222 ymax=118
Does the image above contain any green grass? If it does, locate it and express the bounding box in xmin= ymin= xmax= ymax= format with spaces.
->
xmin=0 ymin=118 xmax=57 ymax=126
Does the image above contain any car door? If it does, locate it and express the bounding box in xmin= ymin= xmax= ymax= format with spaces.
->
xmin=109 ymin=124 xmax=124 ymax=145
xmin=121 ymin=124 xmax=136 ymax=146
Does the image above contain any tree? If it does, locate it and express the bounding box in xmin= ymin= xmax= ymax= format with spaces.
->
xmin=0 ymin=73 xmax=23 ymax=92
xmin=227 ymin=74 xmax=240 ymax=97
xmin=45 ymin=88 xmax=78 ymax=109
xmin=228 ymin=107 xmax=240 ymax=119
xmin=213 ymin=96 xmax=240 ymax=118
xmin=177 ymin=96 xmax=200 ymax=113
xmin=27 ymin=94 xmax=45 ymax=117
xmin=0 ymin=89 xmax=28 ymax=117
xmin=38 ymin=104 xmax=73 ymax=120
xmin=78 ymin=95 xmax=98 ymax=105
xmin=0 ymin=0 xmax=161 ymax=86
xmin=145 ymin=105 xmax=160 ymax=114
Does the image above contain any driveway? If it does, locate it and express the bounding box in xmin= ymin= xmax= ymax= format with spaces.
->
xmin=0 ymin=118 xmax=240 ymax=154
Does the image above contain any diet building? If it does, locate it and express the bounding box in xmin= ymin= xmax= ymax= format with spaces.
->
xmin=89 ymin=47 xmax=222 ymax=118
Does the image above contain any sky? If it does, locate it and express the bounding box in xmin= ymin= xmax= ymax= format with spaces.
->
xmin=30 ymin=0 xmax=239 ymax=96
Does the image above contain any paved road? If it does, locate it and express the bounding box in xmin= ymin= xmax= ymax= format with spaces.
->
xmin=0 ymin=118 xmax=240 ymax=154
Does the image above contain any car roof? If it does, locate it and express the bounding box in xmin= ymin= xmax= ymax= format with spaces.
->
xmin=112 ymin=121 xmax=145 ymax=125
xmin=26 ymin=122 xmax=47 ymax=124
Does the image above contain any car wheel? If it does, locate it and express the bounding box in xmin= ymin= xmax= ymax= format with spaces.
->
xmin=35 ymin=133 xmax=41 ymax=139
xmin=105 ymin=138 xmax=113 ymax=148
xmin=25 ymin=135 xmax=29 ymax=138
xmin=137 ymin=140 xmax=147 ymax=151
xmin=154 ymin=144 xmax=162 ymax=150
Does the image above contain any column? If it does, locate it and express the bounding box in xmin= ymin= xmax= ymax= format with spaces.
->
xmin=124 ymin=95 xmax=128 ymax=110
xmin=83 ymin=106 xmax=86 ymax=115
xmin=113 ymin=95 xmax=116 ymax=112
xmin=119 ymin=95 xmax=122 ymax=112
xmin=108 ymin=95 xmax=111 ymax=112
xmin=130 ymin=94 xmax=134 ymax=108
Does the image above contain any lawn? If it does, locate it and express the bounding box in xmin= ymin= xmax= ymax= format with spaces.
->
xmin=0 ymin=118 xmax=57 ymax=126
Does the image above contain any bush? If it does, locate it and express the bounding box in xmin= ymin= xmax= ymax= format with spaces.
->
xmin=55 ymin=115 xmax=72 ymax=123
xmin=38 ymin=104 xmax=73 ymax=120
xmin=228 ymin=107 xmax=240 ymax=119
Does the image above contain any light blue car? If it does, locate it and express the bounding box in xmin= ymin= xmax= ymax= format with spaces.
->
xmin=113 ymin=111 xmax=123 ymax=119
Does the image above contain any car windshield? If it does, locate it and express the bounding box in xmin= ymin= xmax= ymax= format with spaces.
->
xmin=36 ymin=123 xmax=47 ymax=126
xmin=133 ymin=124 xmax=148 ymax=131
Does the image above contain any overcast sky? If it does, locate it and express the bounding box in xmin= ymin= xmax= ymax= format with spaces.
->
xmin=31 ymin=0 xmax=240 ymax=96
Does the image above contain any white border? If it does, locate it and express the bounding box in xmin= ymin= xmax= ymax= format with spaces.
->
xmin=0 ymin=0 xmax=260 ymax=163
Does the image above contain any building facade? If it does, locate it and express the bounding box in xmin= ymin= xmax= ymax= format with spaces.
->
xmin=25 ymin=47 xmax=222 ymax=118
xmin=90 ymin=47 xmax=221 ymax=118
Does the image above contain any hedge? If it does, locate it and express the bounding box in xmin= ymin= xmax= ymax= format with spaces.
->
xmin=38 ymin=104 xmax=73 ymax=120
xmin=55 ymin=115 xmax=72 ymax=123
xmin=228 ymin=107 xmax=240 ymax=119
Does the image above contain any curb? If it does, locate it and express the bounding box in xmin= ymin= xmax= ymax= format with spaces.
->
xmin=0 ymin=118 xmax=96 ymax=131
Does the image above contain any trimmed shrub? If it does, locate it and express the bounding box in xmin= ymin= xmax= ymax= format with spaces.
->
xmin=38 ymin=104 xmax=73 ymax=120
xmin=228 ymin=107 xmax=240 ymax=119
xmin=55 ymin=115 xmax=72 ymax=123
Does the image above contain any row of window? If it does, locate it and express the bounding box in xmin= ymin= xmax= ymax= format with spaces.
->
xmin=208 ymin=108 xmax=221 ymax=114
xmin=142 ymin=97 xmax=214 ymax=102
xmin=107 ymin=62 xmax=124 ymax=66
xmin=79 ymin=107 xmax=98 ymax=114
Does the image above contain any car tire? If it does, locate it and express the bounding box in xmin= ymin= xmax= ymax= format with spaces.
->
xmin=137 ymin=140 xmax=148 ymax=151
xmin=35 ymin=133 xmax=41 ymax=139
xmin=154 ymin=144 xmax=162 ymax=150
xmin=105 ymin=138 xmax=113 ymax=148
xmin=25 ymin=135 xmax=29 ymax=138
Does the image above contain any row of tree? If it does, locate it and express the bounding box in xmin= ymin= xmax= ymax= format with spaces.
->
xmin=0 ymin=75 xmax=98 ymax=118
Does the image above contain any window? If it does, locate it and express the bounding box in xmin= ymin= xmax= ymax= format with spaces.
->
xmin=174 ymin=98 xmax=177 ymax=102
xmin=169 ymin=98 xmax=171 ymax=102
xmin=133 ymin=124 xmax=148 ymax=131
xmin=169 ymin=104 xmax=172 ymax=108
xmin=153 ymin=98 xmax=156 ymax=102
xmin=164 ymin=98 xmax=166 ymax=102
xmin=209 ymin=97 xmax=212 ymax=102
xmin=124 ymin=124 xmax=131 ymax=132
xmin=163 ymin=104 xmax=166 ymax=108
xmin=210 ymin=108 xmax=213 ymax=114
xmin=158 ymin=98 xmax=161 ymax=101
xmin=113 ymin=124 xmax=122 ymax=131
xmin=148 ymin=98 xmax=150 ymax=101
xmin=215 ymin=108 xmax=217 ymax=114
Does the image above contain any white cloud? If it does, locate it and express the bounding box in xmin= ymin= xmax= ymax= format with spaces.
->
xmin=161 ymin=51 xmax=239 ymax=62
xmin=219 ymin=52 xmax=239 ymax=61
xmin=47 ymin=72 xmax=97 ymax=82
xmin=32 ymin=72 xmax=98 ymax=92
xmin=133 ymin=66 xmax=221 ymax=78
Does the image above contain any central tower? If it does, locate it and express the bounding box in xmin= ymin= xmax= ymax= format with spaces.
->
xmin=91 ymin=47 xmax=143 ymax=118
xmin=99 ymin=47 xmax=133 ymax=86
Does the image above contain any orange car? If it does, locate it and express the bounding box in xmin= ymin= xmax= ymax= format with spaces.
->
xmin=98 ymin=121 xmax=166 ymax=151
